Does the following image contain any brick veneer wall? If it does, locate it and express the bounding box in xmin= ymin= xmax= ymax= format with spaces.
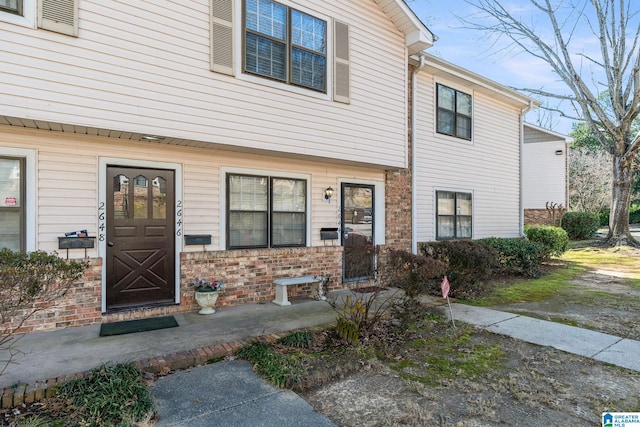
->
xmin=180 ymin=246 xmax=344 ymax=309
xmin=5 ymin=258 xmax=103 ymax=334
xmin=524 ymin=208 xmax=566 ymax=227
xmin=384 ymin=65 xmax=414 ymax=252
xmin=5 ymin=246 xmax=344 ymax=334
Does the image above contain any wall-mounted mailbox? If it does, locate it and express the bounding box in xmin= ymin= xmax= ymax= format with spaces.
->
xmin=320 ymin=228 xmax=339 ymax=240
xmin=184 ymin=234 xmax=212 ymax=245
xmin=58 ymin=237 xmax=95 ymax=249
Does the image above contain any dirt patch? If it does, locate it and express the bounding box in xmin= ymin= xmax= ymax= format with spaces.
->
xmin=299 ymin=254 xmax=640 ymax=427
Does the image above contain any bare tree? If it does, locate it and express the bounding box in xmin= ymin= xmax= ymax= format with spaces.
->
xmin=461 ymin=0 xmax=640 ymax=246
xmin=569 ymin=146 xmax=612 ymax=211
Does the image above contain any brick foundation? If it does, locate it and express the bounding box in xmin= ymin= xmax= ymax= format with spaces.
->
xmin=4 ymin=246 xmax=345 ymax=334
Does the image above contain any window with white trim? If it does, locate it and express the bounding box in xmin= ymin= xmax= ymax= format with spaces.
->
xmin=243 ymin=0 xmax=327 ymax=92
xmin=0 ymin=0 xmax=21 ymax=14
xmin=0 ymin=156 xmax=24 ymax=251
xmin=436 ymin=191 xmax=472 ymax=240
xmin=227 ymin=173 xmax=307 ymax=249
xmin=436 ymin=83 xmax=472 ymax=140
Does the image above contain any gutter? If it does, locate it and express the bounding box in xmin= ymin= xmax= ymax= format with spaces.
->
xmin=411 ymin=54 xmax=427 ymax=254
xmin=520 ymin=101 xmax=535 ymax=237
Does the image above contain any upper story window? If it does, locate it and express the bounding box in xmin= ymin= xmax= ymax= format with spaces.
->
xmin=436 ymin=83 xmax=472 ymax=140
xmin=0 ymin=0 xmax=21 ymax=14
xmin=436 ymin=191 xmax=472 ymax=240
xmin=243 ymin=0 xmax=327 ymax=92
xmin=227 ymin=173 xmax=307 ymax=249
xmin=0 ymin=156 xmax=24 ymax=251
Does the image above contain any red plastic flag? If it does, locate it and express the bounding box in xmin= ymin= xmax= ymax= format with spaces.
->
xmin=441 ymin=275 xmax=450 ymax=299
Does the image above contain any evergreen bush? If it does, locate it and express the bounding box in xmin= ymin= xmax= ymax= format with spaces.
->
xmin=524 ymin=226 xmax=569 ymax=259
xmin=478 ymin=237 xmax=545 ymax=276
xmin=561 ymin=211 xmax=600 ymax=240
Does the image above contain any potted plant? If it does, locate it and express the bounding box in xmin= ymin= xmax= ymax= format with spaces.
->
xmin=192 ymin=278 xmax=224 ymax=314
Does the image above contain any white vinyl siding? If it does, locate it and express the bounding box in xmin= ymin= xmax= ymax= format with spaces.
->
xmin=1 ymin=126 xmax=385 ymax=257
xmin=522 ymin=140 xmax=567 ymax=209
xmin=415 ymin=73 xmax=523 ymax=241
xmin=1 ymin=0 xmax=407 ymax=168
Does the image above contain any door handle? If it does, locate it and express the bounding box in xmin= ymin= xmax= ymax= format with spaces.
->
xmin=107 ymin=242 xmax=114 ymax=247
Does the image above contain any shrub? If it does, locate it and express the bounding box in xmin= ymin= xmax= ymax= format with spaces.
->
xmin=478 ymin=237 xmax=544 ymax=276
xmin=598 ymin=209 xmax=610 ymax=227
xmin=419 ymin=240 xmax=498 ymax=298
xmin=0 ymin=249 xmax=88 ymax=375
xmin=631 ymin=203 xmax=640 ymax=224
xmin=524 ymin=226 xmax=569 ymax=259
xmin=561 ymin=211 xmax=600 ymax=240
xmin=381 ymin=248 xmax=446 ymax=298
xmin=598 ymin=204 xmax=640 ymax=226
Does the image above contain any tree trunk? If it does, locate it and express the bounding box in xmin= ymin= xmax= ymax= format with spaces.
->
xmin=607 ymin=154 xmax=636 ymax=246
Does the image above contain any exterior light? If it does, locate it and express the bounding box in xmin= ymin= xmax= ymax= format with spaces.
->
xmin=324 ymin=186 xmax=334 ymax=202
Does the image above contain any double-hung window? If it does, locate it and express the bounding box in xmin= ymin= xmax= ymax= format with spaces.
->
xmin=436 ymin=191 xmax=472 ymax=240
xmin=227 ymin=173 xmax=307 ymax=249
xmin=0 ymin=156 xmax=24 ymax=251
xmin=243 ymin=0 xmax=327 ymax=92
xmin=436 ymin=83 xmax=472 ymax=140
xmin=0 ymin=0 xmax=21 ymax=14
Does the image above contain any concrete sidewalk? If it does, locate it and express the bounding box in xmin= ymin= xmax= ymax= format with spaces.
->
xmin=151 ymin=360 xmax=335 ymax=427
xmin=447 ymin=303 xmax=640 ymax=372
xmin=0 ymin=297 xmax=339 ymax=390
xmin=2 ymin=293 xmax=640 ymax=425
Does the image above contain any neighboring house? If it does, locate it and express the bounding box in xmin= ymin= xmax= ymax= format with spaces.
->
xmin=522 ymin=124 xmax=571 ymax=226
xmin=412 ymin=54 xmax=540 ymax=248
xmin=0 ymin=0 xmax=433 ymax=332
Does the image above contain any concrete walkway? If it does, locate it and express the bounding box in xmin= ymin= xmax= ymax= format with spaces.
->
xmin=2 ymin=294 xmax=640 ymax=425
xmin=447 ymin=303 xmax=640 ymax=372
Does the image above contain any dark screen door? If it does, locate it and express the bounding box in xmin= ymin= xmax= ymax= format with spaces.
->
xmin=341 ymin=183 xmax=375 ymax=281
xmin=106 ymin=166 xmax=175 ymax=309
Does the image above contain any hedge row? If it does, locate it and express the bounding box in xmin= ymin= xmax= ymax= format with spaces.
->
xmin=416 ymin=227 xmax=568 ymax=299
xmin=598 ymin=203 xmax=640 ymax=227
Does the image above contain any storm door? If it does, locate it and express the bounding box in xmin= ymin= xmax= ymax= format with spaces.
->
xmin=106 ymin=166 xmax=175 ymax=309
xmin=341 ymin=183 xmax=375 ymax=281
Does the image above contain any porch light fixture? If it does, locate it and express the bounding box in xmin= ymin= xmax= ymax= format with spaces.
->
xmin=324 ymin=186 xmax=334 ymax=202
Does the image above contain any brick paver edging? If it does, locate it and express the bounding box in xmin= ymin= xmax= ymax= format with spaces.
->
xmin=0 ymin=329 xmax=308 ymax=409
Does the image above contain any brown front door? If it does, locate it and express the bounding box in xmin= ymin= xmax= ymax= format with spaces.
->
xmin=106 ymin=166 xmax=175 ymax=309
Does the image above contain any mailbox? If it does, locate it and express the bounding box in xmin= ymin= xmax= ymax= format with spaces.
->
xmin=320 ymin=228 xmax=339 ymax=240
xmin=58 ymin=237 xmax=95 ymax=249
xmin=184 ymin=234 xmax=212 ymax=245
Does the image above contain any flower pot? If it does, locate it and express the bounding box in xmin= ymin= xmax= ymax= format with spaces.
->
xmin=195 ymin=290 xmax=219 ymax=315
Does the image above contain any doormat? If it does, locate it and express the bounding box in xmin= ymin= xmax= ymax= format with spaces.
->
xmin=99 ymin=315 xmax=179 ymax=337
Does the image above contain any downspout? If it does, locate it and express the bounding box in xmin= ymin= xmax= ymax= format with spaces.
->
xmin=411 ymin=54 xmax=426 ymax=254
xmin=519 ymin=101 xmax=534 ymax=237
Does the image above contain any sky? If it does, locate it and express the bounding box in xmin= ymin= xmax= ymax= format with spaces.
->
xmin=405 ymin=0 xmax=582 ymax=135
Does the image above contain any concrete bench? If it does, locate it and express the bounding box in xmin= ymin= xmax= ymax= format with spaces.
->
xmin=273 ymin=275 xmax=325 ymax=306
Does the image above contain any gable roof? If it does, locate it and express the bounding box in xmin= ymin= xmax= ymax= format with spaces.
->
xmin=417 ymin=53 xmax=540 ymax=108
xmin=524 ymin=123 xmax=572 ymax=143
xmin=375 ymin=0 xmax=435 ymax=54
